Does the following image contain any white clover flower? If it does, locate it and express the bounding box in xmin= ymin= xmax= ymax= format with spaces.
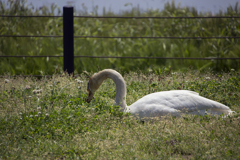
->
xmin=33 ymin=89 xmax=42 ymax=94
xmin=26 ymin=85 xmax=31 ymax=90
xmin=19 ymin=112 xmax=22 ymax=115
xmin=231 ymin=69 xmax=235 ymax=72
xmin=75 ymin=79 xmax=83 ymax=84
xmin=36 ymin=89 xmax=42 ymax=94
xmin=78 ymin=86 xmax=81 ymax=90
xmin=205 ymin=77 xmax=211 ymax=80
xmin=35 ymin=115 xmax=38 ymax=117
xmin=30 ymin=115 xmax=33 ymax=117
xmin=37 ymin=107 xmax=41 ymax=110
xmin=38 ymin=112 xmax=41 ymax=115
xmin=46 ymin=113 xmax=49 ymax=116
xmin=4 ymin=79 xmax=9 ymax=83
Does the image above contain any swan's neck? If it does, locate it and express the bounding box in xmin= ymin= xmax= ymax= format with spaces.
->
xmin=92 ymin=69 xmax=127 ymax=110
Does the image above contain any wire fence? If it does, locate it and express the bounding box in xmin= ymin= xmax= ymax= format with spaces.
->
xmin=1 ymin=10 xmax=240 ymax=76
xmin=1 ymin=35 xmax=240 ymax=39
xmin=2 ymin=15 xmax=240 ymax=18
xmin=0 ymin=55 xmax=240 ymax=60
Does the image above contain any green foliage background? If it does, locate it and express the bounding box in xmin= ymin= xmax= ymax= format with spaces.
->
xmin=0 ymin=0 xmax=240 ymax=75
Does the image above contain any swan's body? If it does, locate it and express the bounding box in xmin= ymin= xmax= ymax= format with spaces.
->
xmin=86 ymin=69 xmax=233 ymax=118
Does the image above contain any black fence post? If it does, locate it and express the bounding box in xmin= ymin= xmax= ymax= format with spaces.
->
xmin=63 ymin=6 xmax=74 ymax=76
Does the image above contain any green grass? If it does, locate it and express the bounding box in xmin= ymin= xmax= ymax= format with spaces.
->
xmin=0 ymin=69 xmax=240 ymax=159
xmin=0 ymin=0 xmax=240 ymax=75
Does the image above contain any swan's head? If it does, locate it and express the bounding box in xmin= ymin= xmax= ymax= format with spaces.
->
xmin=86 ymin=70 xmax=112 ymax=103
xmin=86 ymin=75 xmax=102 ymax=103
xmin=86 ymin=81 xmax=94 ymax=103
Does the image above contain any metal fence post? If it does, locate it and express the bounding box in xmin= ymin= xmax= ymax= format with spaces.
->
xmin=63 ymin=6 xmax=74 ymax=75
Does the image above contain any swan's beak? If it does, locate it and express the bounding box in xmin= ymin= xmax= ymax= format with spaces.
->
xmin=86 ymin=91 xmax=94 ymax=103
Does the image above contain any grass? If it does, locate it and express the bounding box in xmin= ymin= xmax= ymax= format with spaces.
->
xmin=0 ymin=0 xmax=240 ymax=74
xmin=0 ymin=69 xmax=240 ymax=159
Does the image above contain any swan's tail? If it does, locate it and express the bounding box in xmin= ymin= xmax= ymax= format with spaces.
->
xmin=220 ymin=109 xmax=235 ymax=118
xmin=209 ymin=108 xmax=235 ymax=116
xmin=225 ymin=109 xmax=235 ymax=115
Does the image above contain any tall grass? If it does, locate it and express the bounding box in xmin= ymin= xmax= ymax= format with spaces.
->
xmin=0 ymin=0 xmax=240 ymax=75
xmin=0 ymin=69 xmax=239 ymax=159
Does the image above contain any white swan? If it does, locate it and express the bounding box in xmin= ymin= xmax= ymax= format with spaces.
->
xmin=86 ymin=69 xmax=233 ymax=118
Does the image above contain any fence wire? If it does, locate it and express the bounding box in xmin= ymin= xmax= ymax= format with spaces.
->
xmin=0 ymin=35 xmax=63 ymax=38
xmin=1 ymin=55 xmax=240 ymax=60
xmin=1 ymin=14 xmax=240 ymax=39
xmin=1 ymin=35 xmax=240 ymax=39
xmin=0 ymin=14 xmax=240 ymax=61
xmin=1 ymin=15 xmax=240 ymax=19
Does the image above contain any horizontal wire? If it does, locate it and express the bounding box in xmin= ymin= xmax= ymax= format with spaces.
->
xmin=74 ymin=36 xmax=240 ymax=39
xmin=1 ymin=35 xmax=240 ymax=39
xmin=0 ymin=35 xmax=63 ymax=38
xmin=0 ymin=75 xmax=82 ymax=78
xmin=0 ymin=75 xmax=53 ymax=78
xmin=1 ymin=15 xmax=240 ymax=19
xmin=0 ymin=15 xmax=62 ymax=18
xmin=74 ymin=56 xmax=240 ymax=60
xmin=1 ymin=55 xmax=239 ymax=60
xmin=74 ymin=16 xmax=240 ymax=19
xmin=0 ymin=55 xmax=62 ymax=57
